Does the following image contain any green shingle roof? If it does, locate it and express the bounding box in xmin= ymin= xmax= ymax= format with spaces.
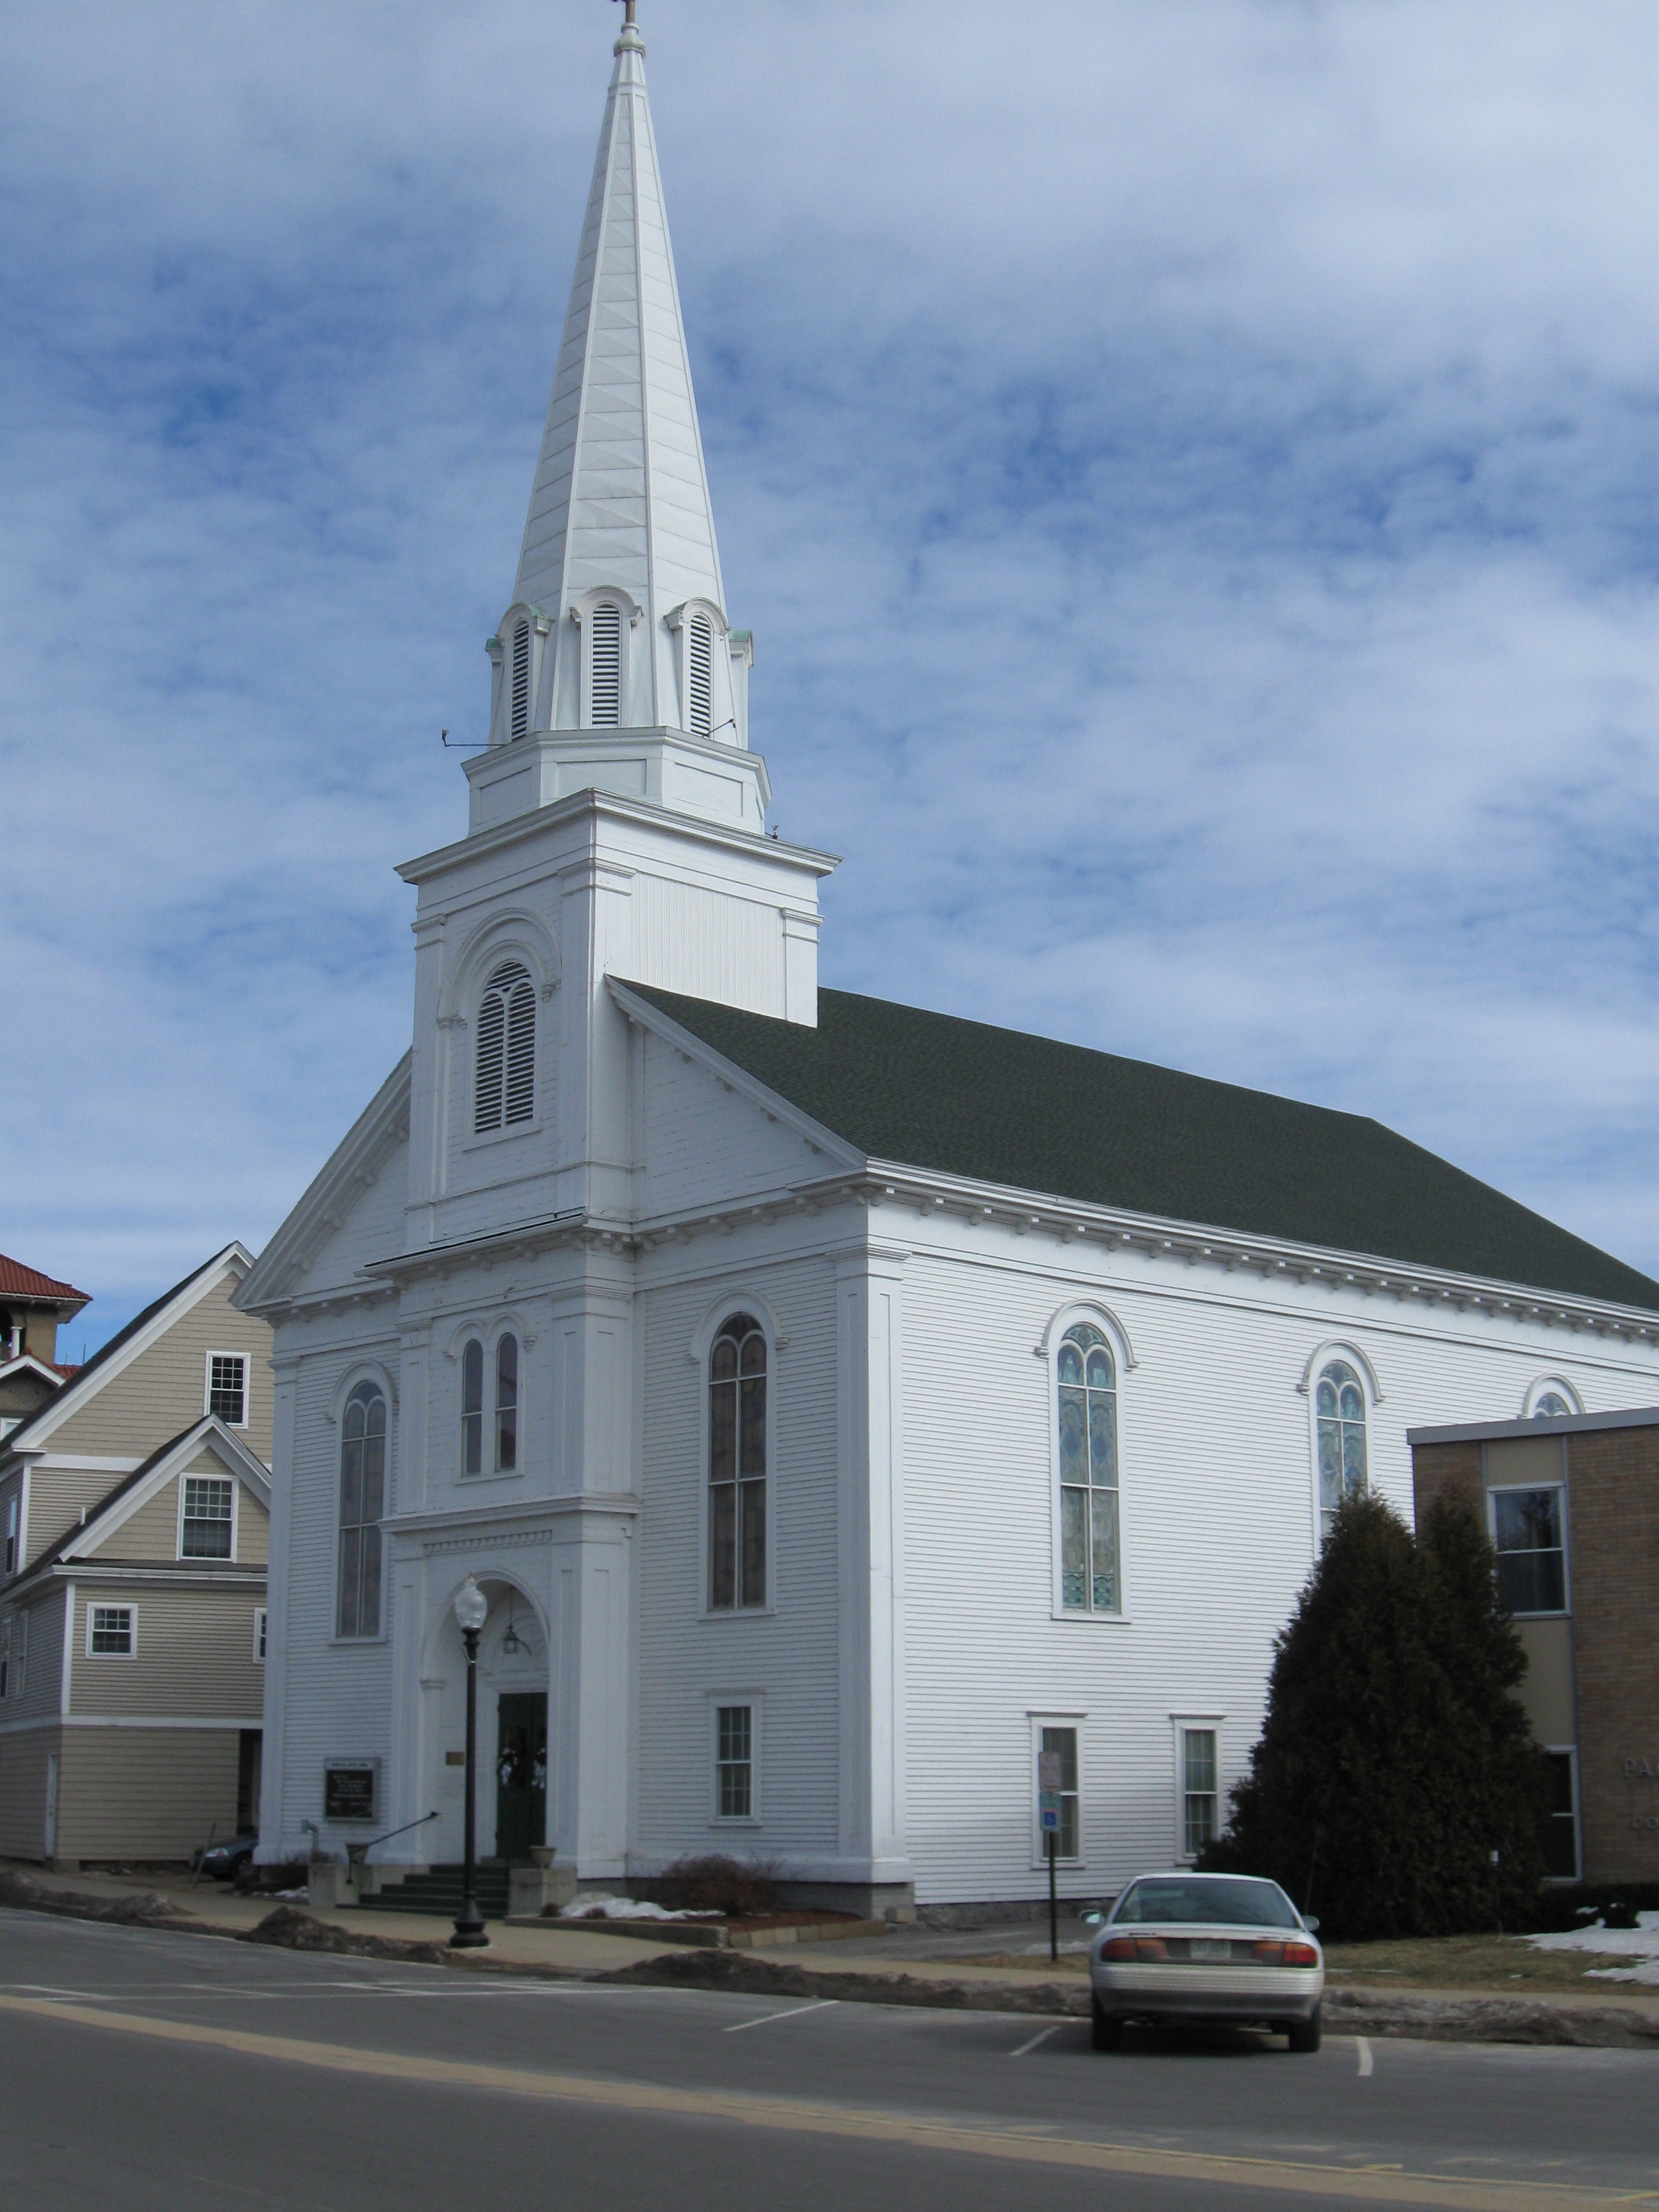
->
xmin=630 ymin=984 xmax=1659 ymax=1315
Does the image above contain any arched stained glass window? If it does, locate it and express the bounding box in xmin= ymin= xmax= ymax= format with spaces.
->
xmin=461 ymin=1339 xmax=484 ymax=1476
xmin=1058 ymin=1324 xmax=1119 ymax=1614
xmin=495 ymin=1334 xmax=518 ymax=1473
xmin=1316 ymin=1361 xmax=1367 ymax=1538
xmin=337 ymin=1382 xmax=386 ymax=1638
xmin=474 ymin=960 xmax=536 ymax=1134
xmin=710 ymin=1313 xmax=766 ymax=1610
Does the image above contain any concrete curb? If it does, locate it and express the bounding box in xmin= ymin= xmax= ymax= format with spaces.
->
xmin=1326 ymin=1987 xmax=1659 ymax=2050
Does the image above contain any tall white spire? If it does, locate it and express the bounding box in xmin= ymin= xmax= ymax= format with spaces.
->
xmin=502 ymin=6 xmax=733 ymax=741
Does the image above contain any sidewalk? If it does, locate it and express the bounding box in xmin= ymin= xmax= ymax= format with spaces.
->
xmin=5 ymin=1862 xmax=1658 ymax=2046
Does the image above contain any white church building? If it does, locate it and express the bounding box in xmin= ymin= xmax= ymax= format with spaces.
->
xmin=239 ymin=11 xmax=1659 ymax=1917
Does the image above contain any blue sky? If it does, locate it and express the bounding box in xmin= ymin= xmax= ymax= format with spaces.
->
xmin=3 ymin=0 xmax=1656 ymax=1357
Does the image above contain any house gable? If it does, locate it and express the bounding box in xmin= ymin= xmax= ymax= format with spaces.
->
xmin=49 ymin=1420 xmax=270 ymax=1577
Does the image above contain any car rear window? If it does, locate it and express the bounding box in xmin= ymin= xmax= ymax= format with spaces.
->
xmin=1112 ymin=1877 xmax=1300 ymax=1928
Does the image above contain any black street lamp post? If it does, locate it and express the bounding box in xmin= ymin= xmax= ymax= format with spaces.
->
xmin=450 ymin=1576 xmax=491 ymax=1950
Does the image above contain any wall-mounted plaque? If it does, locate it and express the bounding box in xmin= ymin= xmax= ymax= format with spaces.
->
xmin=324 ymin=1762 xmax=377 ymax=1822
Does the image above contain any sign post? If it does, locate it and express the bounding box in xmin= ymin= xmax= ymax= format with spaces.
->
xmin=1038 ymin=1752 xmax=1064 ymax=1965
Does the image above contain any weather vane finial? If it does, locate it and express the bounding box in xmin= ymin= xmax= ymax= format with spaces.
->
xmin=612 ymin=0 xmax=642 ymax=52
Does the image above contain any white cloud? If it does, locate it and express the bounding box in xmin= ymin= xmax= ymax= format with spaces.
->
xmin=3 ymin=0 xmax=1656 ymax=1345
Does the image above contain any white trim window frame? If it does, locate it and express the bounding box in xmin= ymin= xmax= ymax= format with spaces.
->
xmin=710 ymin=1694 xmax=762 ymax=1826
xmin=13 ymin=1604 xmax=26 ymax=1702
xmin=459 ymin=1327 xmax=525 ymax=1481
xmin=471 ymin=961 xmax=538 ymax=1139
xmin=253 ymin=1607 xmax=268 ymax=1664
xmin=1172 ymin=1716 xmax=1224 ymax=1862
xmin=1488 ymin=1468 xmax=1570 ymax=1619
xmin=87 ymin=1603 xmax=136 ymax=1658
xmin=178 ymin=1472 xmax=238 ymax=1561
xmin=0 ymin=1611 xmax=9 ymax=1698
xmin=205 ymin=1351 xmax=249 ymax=1429
xmin=1029 ymin=1715 xmax=1084 ymax=1868
xmin=701 ymin=1304 xmax=776 ymax=1618
xmin=1524 ymin=1377 xmax=1582 ymax=1421
xmin=3 ymin=1492 xmax=16 ymax=1578
xmin=335 ymin=1380 xmax=389 ymax=1641
xmin=1312 ymin=1355 xmax=1370 ymax=1543
xmin=1052 ymin=1319 xmax=1122 ymax=1618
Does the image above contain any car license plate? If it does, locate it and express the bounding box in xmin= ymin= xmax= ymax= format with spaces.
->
xmin=1189 ymin=1940 xmax=1230 ymax=1961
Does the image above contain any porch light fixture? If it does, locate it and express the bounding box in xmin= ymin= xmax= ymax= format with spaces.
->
xmin=449 ymin=1576 xmax=490 ymax=1949
xmin=501 ymin=1597 xmax=524 ymax=1658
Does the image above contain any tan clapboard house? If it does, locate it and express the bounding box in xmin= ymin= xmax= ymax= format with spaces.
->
xmin=0 ymin=1244 xmax=272 ymax=1866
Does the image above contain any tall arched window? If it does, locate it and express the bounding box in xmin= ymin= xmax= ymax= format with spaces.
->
xmin=685 ymin=613 xmax=713 ymax=735
xmin=474 ymin=960 xmax=536 ymax=1134
xmin=1057 ymin=1324 xmax=1119 ymax=1613
xmin=510 ymin=619 xmax=531 ymax=740
xmin=1316 ymin=1361 xmax=1367 ymax=1538
xmin=461 ymin=1339 xmax=484 ymax=1475
xmin=495 ymin=1334 xmax=519 ymax=1472
xmin=709 ymin=1313 xmax=766 ymax=1610
xmin=589 ymin=602 xmax=622 ymax=727
xmin=337 ymin=1382 xmax=386 ymax=1638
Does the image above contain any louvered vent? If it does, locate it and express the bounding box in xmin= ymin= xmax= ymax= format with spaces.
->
xmin=590 ymin=602 xmax=621 ymax=727
xmin=474 ymin=959 xmax=533 ymax=1133
xmin=510 ymin=622 xmax=531 ymax=740
xmin=687 ymin=614 xmax=713 ymax=735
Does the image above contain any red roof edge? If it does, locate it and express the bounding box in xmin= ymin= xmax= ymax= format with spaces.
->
xmin=0 ymin=1255 xmax=92 ymax=1305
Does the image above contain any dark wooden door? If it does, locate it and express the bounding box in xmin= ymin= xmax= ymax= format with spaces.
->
xmin=495 ymin=1692 xmax=548 ymax=1862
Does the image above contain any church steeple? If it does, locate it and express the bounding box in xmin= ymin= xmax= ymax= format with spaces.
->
xmin=485 ymin=4 xmax=750 ymax=764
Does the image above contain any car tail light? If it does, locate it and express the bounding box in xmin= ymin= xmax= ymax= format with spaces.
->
xmin=1251 ymin=1940 xmax=1286 ymax=1963
xmin=1101 ymin=1936 xmax=1170 ymax=1961
xmin=1282 ymin=1941 xmax=1319 ymax=1967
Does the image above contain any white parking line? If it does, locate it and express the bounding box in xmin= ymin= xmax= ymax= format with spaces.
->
xmin=1009 ymin=2024 xmax=1061 ymax=2059
xmin=724 ymin=1999 xmax=838 ymax=2034
xmin=1355 ymin=2035 xmax=1374 ymax=2077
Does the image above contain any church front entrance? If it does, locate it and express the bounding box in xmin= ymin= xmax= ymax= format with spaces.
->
xmin=495 ymin=1692 xmax=547 ymax=1862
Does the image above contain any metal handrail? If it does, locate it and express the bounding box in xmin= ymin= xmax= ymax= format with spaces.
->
xmin=344 ymin=1808 xmax=441 ymax=1867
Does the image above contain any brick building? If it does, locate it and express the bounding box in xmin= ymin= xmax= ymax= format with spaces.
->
xmin=1410 ymin=1408 xmax=1659 ymax=1887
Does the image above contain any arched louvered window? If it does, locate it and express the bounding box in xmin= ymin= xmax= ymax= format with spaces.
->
xmin=461 ymin=1338 xmax=484 ymax=1475
xmin=1057 ymin=1324 xmax=1119 ymax=1614
xmin=474 ymin=960 xmax=536 ymax=1134
xmin=495 ymin=1334 xmax=519 ymax=1472
xmin=709 ymin=1312 xmax=766 ymax=1610
xmin=510 ymin=620 xmax=531 ymax=741
xmin=337 ymin=1382 xmax=386 ymax=1638
xmin=1316 ymin=1361 xmax=1368 ymax=1539
xmin=589 ymin=601 xmax=621 ymax=727
xmin=686 ymin=613 xmax=713 ymax=736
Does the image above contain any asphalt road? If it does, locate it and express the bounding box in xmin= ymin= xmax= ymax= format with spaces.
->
xmin=0 ymin=1909 xmax=1654 ymax=2212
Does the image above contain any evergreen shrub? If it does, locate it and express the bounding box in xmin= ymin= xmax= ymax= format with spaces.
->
xmin=1200 ymin=1494 xmax=1548 ymax=1940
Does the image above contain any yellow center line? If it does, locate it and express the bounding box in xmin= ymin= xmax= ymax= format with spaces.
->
xmin=0 ymin=1992 xmax=1649 ymax=2212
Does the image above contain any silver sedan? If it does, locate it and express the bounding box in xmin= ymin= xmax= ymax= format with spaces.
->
xmin=1086 ymin=1872 xmax=1325 ymax=2051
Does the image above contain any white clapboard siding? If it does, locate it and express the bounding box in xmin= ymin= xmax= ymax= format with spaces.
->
xmin=641 ymin=1038 xmax=821 ymax=1218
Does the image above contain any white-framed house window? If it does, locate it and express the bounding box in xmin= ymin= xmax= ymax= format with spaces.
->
xmin=1525 ymin=1377 xmax=1582 ymax=1420
xmin=711 ymin=1696 xmax=760 ymax=1824
xmin=206 ymin=1352 xmax=248 ymax=1427
xmin=707 ymin=1311 xmax=769 ymax=1612
xmin=88 ymin=1604 xmax=136 ymax=1657
xmin=1490 ymin=1481 xmax=1569 ymax=1616
xmin=253 ymin=1607 xmax=268 ymax=1663
xmin=1173 ymin=1719 xmax=1222 ymax=1860
xmin=336 ymin=1380 xmax=387 ymax=1639
xmin=4 ymin=1493 xmax=17 ymax=1577
xmin=1055 ymin=1323 xmax=1120 ymax=1614
xmin=459 ymin=1330 xmax=523 ymax=1478
xmin=0 ymin=1613 xmax=9 ymax=1697
xmin=1029 ymin=1717 xmax=1083 ymax=1865
xmin=473 ymin=960 xmax=537 ymax=1135
xmin=1315 ymin=1359 xmax=1368 ymax=1538
xmin=180 ymin=1475 xmax=236 ymax=1560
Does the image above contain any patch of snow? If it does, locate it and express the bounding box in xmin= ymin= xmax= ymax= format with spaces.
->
xmin=559 ymin=1893 xmax=722 ymax=1923
xmin=1584 ymin=1963 xmax=1659 ymax=1986
xmin=1527 ymin=1910 xmax=1659 ymax=1959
